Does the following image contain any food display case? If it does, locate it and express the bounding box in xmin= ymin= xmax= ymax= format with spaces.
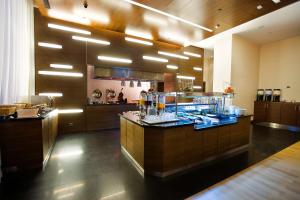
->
xmin=138 ymin=91 xmax=236 ymax=127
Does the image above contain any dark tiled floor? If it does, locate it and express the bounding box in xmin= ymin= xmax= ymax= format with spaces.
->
xmin=1 ymin=125 xmax=300 ymax=200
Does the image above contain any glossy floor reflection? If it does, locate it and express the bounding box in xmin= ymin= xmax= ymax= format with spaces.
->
xmin=1 ymin=125 xmax=300 ymax=200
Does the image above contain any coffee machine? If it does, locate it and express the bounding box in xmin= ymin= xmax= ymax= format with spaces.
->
xmin=256 ymin=89 xmax=264 ymax=101
xmin=273 ymin=89 xmax=281 ymax=102
xmin=264 ymin=89 xmax=273 ymax=102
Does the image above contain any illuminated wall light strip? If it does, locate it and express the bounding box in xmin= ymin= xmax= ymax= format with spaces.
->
xmin=39 ymin=93 xmax=63 ymax=97
xmin=193 ymin=86 xmax=202 ymax=89
xmin=177 ymin=75 xmax=195 ymax=80
xmin=122 ymin=0 xmax=213 ymax=32
xmin=38 ymin=42 xmax=62 ymax=49
xmin=98 ymin=56 xmax=132 ymax=64
xmin=158 ymin=51 xmax=189 ymax=60
xmin=193 ymin=67 xmax=203 ymax=71
xmin=50 ymin=64 xmax=73 ymax=69
xmin=72 ymin=36 xmax=110 ymax=45
xmin=125 ymin=29 xmax=153 ymax=40
xmin=58 ymin=109 xmax=84 ymax=114
xmin=125 ymin=37 xmax=153 ymax=46
xmin=48 ymin=23 xmax=91 ymax=35
xmin=166 ymin=65 xmax=178 ymax=69
xmin=183 ymin=51 xmax=202 ymax=58
xmin=38 ymin=71 xmax=83 ymax=77
xmin=48 ymin=10 xmax=90 ymax=25
xmin=143 ymin=55 xmax=168 ymax=63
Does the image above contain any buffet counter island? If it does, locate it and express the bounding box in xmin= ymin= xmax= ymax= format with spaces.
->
xmin=119 ymin=92 xmax=251 ymax=177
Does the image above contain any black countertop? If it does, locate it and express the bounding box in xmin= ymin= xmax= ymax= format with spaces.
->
xmin=0 ymin=109 xmax=57 ymax=122
xmin=120 ymin=111 xmax=251 ymax=130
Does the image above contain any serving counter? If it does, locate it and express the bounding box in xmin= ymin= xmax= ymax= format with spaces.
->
xmin=0 ymin=109 xmax=58 ymax=178
xmin=120 ymin=111 xmax=251 ymax=177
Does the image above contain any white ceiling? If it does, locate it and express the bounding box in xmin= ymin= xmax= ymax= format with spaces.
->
xmin=193 ymin=1 xmax=300 ymax=49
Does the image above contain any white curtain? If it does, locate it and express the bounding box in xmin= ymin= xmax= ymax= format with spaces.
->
xmin=0 ymin=0 xmax=35 ymax=104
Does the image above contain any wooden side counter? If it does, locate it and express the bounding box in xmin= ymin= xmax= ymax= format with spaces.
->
xmin=120 ymin=114 xmax=251 ymax=177
xmin=0 ymin=110 xmax=58 ymax=177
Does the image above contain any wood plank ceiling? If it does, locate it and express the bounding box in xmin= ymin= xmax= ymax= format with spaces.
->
xmin=35 ymin=0 xmax=298 ymax=46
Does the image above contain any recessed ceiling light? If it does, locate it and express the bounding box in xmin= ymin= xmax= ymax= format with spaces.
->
xmin=50 ymin=64 xmax=73 ymax=69
xmin=215 ymin=24 xmax=220 ymax=29
xmin=125 ymin=37 xmax=153 ymax=46
xmin=166 ymin=65 xmax=178 ymax=69
xmin=38 ymin=70 xmax=83 ymax=77
xmin=125 ymin=28 xmax=153 ymax=40
xmin=143 ymin=13 xmax=168 ymax=26
xmin=176 ymin=75 xmax=195 ymax=80
xmin=143 ymin=55 xmax=168 ymax=63
xmin=48 ymin=10 xmax=90 ymax=25
xmin=122 ymin=0 xmax=212 ymax=32
xmin=193 ymin=67 xmax=203 ymax=71
xmin=48 ymin=23 xmax=91 ymax=35
xmin=39 ymin=93 xmax=63 ymax=97
xmin=183 ymin=51 xmax=201 ymax=58
xmin=272 ymin=0 xmax=281 ymax=4
xmin=98 ymin=56 xmax=132 ymax=63
xmin=72 ymin=36 xmax=110 ymax=45
xmin=38 ymin=42 xmax=62 ymax=49
xmin=158 ymin=51 xmax=189 ymax=60
xmin=257 ymin=5 xmax=263 ymax=10
xmin=73 ymin=9 xmax=110 ymax=25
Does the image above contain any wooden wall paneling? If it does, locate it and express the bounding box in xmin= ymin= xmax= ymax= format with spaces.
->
xmin=266 ymin=102 xmax=282 ymax=123
xmin=280 ymin=102 xmax=298 ymax=126
xmin=35 ymin=9 xmax=87 ymax=133
xmin=35 ymin=7 xmax=204 ymax=133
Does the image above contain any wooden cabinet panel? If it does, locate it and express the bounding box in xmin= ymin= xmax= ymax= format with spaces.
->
xmin=202 ymin=128 xmax=219 ymax=158
xmin=185 ymin=127 xmax=203 ymax=165
xmin=297 ymin=104 xmax=300 ymax=127
xmin=218 ymin=126 xmax=231 ymax=153
xmin=266 ymin=102 xmax=282 ymax=123
xmin=254 ymin=101 xmax=267 ymax=123
xmin=133 ymin=125 xmax=144 ymax=167
xmin=280 ymin=103 xmax=297 ymax=126
xmin=120 ymin=117 xmax=127 ymax=148
xmin=163 ymin=127 xmax=187 ymax=171
xmin=231 ymin=117 xmax=251 ymax=148
xmin=126 ymin=120 xmax=134 ymax=156
xmin=42 ymin=118 xmax=49 ymax=160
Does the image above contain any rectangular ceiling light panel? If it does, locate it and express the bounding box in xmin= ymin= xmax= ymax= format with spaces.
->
xmin=143 ymin=55 xmax=168 ymax=63
xmin=38 ymin=42 xmax=62 ymax=49
xmin=98 ymin=56 xmax=132 ymax=63
xmin=38 ymin=70 xmax=83 ymax=77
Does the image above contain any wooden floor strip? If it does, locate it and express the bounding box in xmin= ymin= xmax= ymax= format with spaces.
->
xmin=187 ymin=141 xmax=300 ymax=200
